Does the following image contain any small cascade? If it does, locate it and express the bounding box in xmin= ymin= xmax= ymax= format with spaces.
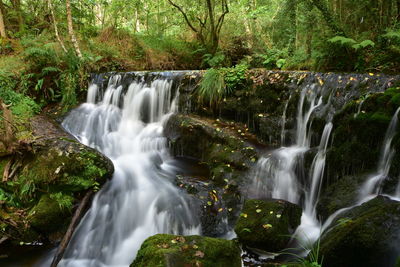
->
xmin=304 ymin=123 xmax=333 ymax=218
xmin=358 ymin=107 xmax=400 ymax=202
xmin=353 ymin=93 xmax=369 ymax=118
xmin=295 ymin=123 xmax=333 ymax=242
xmin=59 ymin=74 xmax=200 ymax=267
xmin=248 ymin=82 xmax=335 ymax=246
xmin=322 ymin=107 xmax=400 ymax=234
xmin=281 ymin=94 xmax=292 ymax=145
xmin=395 ymin=180 xmax=400 ymax=198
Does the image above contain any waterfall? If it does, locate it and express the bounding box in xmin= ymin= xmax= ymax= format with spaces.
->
xmin=248 ymin=84 xmax=324 ymax=203
xmin=247 ymin=81 xmax=337 ymax=245
xmin=59 ymin=74 xmax=201 ymax=267
xmin=280 ymin=94 xmax=292 ymax=145
xmin=295 ymin=123 xmax=333 ymax=243
xmin=322 ymin=107 xmax=400 ymax=234
xmin=353 ymin=93 xmax=369 ymax=118
xmin=395 ymin=180 xmax=400 ymax=198
xmin=358 ymin=107 xmax=400 ymax=201
xmin=304 ymin=123 xmax=333 ymax=219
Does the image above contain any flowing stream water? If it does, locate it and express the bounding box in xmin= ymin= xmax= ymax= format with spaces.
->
xmin=59 ymin=74 xmax=201 ymax=267
xmin=249 ymin=83 xmax=332 ymax=243
xmin=359 ymin=107 xmax=400 ymax=201
xmin=18 ymin=72 xmax=398 ymax=267
xmin=321 ymin=107 xmax=400 ymax=232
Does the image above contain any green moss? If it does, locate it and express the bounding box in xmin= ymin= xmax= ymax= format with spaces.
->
xmin=327 ymin=91 xmax=399 ymax=180
xmin=131 ymin=234 xmax=241 ymax=267
xmin=17 ymin=144 xmax=109 ymax=195
xmin=0 ymin=137 xmax=113 ymax=245
xmin=320 ymin=196 xmax=400 ymax=267
xmin=28 ymin=194 xmax=71 ymax=234
xmin=234 ymin=199 xmax=302 ymax=252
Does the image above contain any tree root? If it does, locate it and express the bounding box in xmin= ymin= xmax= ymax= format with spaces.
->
xmin=50 ymin=190 xmax=94 ymax=267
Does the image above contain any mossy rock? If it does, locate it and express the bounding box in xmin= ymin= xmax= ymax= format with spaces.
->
xmin=0 ymin=116 xmax=114 ymax=252
xmin=165 ymin=114 xmax=261 ymax=236
xmin=317 ymin=174 xmax=368 ymax=220
xmin=131 ymin=234 xmax=241 ymax=267
xmin=234 ymin=199 xmax=302 ymax=252
xmin=28 ymin=194 xmax=71 ymax=234
xmin=320 ymin=196 xmax=400 ymax=267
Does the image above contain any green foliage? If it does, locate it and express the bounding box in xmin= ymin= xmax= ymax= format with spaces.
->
xmin=49 ymin=192 xmax=74 ymax=210
xmin=203 ymin=52 xmax=226 ymax=68
xmin=198 ymin=68 xmax=226 ymax=106
xmin=0 ymin=72 xmax=40 ymax=119
xmin=198 ymin=64 xmax=248 ymax=106
xmin=283 ymin=235 xmax=324 ymax=267
xmin=259 ymin=48 xmax=288 ymax=69
xmin=223 ymin=64 xmax=248 ymax=90
xmin=329 ymin=36 xmax=375 ymax=51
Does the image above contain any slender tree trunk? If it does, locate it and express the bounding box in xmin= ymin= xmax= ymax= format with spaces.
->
xmin=0 ymin=0 xmax=7 ymax=38
xmin=397 ymin=0 xmax=400 ymax=21
xmin=309 ymin=0 xmax=346 ymax=36
xmin=288 ymin=0 xmax=297 ymax=56
xmin=48 ymin=0 xmax=68 ymax=53
xmin=11 ymin=0 xmax=23 ymax=32
xmin=66 ymin=0 xmax=82 ymax=58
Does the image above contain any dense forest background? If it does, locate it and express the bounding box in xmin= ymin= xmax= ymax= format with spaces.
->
xmin=1 ymin=0 xmax=400 ymax=111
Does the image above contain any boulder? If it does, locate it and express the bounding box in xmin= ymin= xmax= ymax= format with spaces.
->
xmin=234 ymin=199 xmax=302 ymax=252
xmin=0 ymin=115 xmax=114 ymax=256
xmin=320 ymin=195 xmax=400 ymax=267
xmin=165 ymin=114 xmax=261 ymax=236
xmin=131 ymin=234 xmax=242 ymax=267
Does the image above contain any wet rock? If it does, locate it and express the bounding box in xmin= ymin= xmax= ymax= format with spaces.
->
xmin=131 ymin=234 xmax=242 ymax=267
xmin=165 ymin=114 xmax=261 ymax=236
xmin=234 ymin=199 xmax=302 ymax=252
xmin=317 ymin=174 xmax=367 ymax=220
xmin=0 ymin=115 xmax=114 ymax=253
xmin=320 ymin=196 xmax=400 ymax=267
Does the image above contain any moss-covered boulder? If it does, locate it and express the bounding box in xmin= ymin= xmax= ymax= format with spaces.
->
xmin=317 ymin=174 xmax=368 ymax=220
xmin=0 ymin=115 xmax=114 ymax=255
xmin=165 ymin=114 xmax=262 ymax=236
xmin=320 ymin=196 xmax=400 ymax=267
xmin=326 ymin=88 xmax=400 ymax=182
xmin=234 ymin=199 xmax=302 ymax=252
xmin=131 ymin=234 xmax=242 ymax=267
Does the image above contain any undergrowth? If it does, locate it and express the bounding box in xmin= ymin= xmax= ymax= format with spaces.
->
xmin=197 ymin=64 xmax=248 ymax=106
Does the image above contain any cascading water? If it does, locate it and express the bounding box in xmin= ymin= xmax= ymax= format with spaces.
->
xmin=248 ymin=82 xmax=334 ymax=244
xmin=358 ymin=107 xmax=400 ymax=202
xmin=249 ymin=84 xmax=323 ymax=203
xmin=321 ymin=106 xmax=400 ymax=233
xmin=59 ymin=74 xmax=200 ymax=267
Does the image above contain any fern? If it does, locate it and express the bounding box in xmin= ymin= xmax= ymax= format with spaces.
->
xmin=329 ymin=36 xmax=357 ymax=46
xmin=49 ymin=192 xmax=74 ymax=211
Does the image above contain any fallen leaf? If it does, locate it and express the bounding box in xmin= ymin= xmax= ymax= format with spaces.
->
xmin=263 ymin=224 xmax=273 ymax=229
xmin=195 ymin=251 xmax=205 ymax=258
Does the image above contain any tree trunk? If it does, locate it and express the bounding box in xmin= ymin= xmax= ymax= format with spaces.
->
xmin=50 ymin=191 xmax=94 ymax=267
xmin=66 ymin=0 xmax=82 ymax=58
xmin=309 ymin=0 xmax=346 ymax=36
xmin=11 ymin=0 xmax=23 ymax=32
xmin=0 ymin=0 xmax=7 ymax=38
xmin=49 ymin=0 xmax=68 ymax=53
xmin=287 ymin=0 xmax=297 ymax=56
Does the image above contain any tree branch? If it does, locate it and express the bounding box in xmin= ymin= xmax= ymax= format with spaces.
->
xmin=167 ymin=0 xmax=199 ymax=33
xmin=216 ymin=0 xmax=229 ymax=35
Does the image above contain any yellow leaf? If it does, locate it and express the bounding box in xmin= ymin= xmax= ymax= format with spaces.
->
xmin=263 ymin=224 xmax=273 ymax=229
